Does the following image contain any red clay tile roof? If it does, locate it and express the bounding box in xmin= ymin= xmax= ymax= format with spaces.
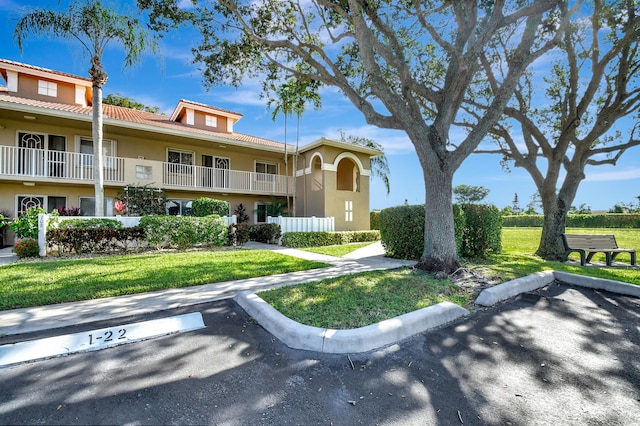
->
xmin=0 ymin=93 xmax=285 ymax=150
xmin=0 ymin=59 xmax=92 ymax=84
xmin=176 ymin=99 xmax=243 ymax=119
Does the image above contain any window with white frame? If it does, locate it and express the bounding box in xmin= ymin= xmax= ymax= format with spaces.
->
xmin=205 ymin=115 xmax=217 ymax=127
xmin=38 ymin=80 xmax=57 ymax=97
xmin=166 ymin=199 xmax=193 ymax=216
xmin=345 ymin=200 xmax=353 ymax=222
xmin=77 ymin=137 xmax=116 ymax=167
xmin=79 ymin=197 xmax=114 ymax=216
xmin=16 ymin=196 xmax=68 ymax=216
xmin=255 ymin=161 xmax=277 ymax=183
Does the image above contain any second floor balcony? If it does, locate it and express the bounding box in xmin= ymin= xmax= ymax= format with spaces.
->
xmin=0 ymin=145 xmax=293 ymax=196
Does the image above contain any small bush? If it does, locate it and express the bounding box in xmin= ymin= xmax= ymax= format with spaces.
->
xmin=460 ymin=204 xmax=502 ymax=258
xmin=281 ymin=230 xmax=380 ymax=248
xmin=249 ymin=223 xmax=282 ymax=244
xmin=379 ymin=204 xmax=495 ymax=260
xmin=370 ymin=210 xmax=381 ymax=230
xmin=228 ymin=223 xmax=250 ymax=246
xmin=140 ymin=215 xmax=228 ymax=249
xmin=192 ymin=197 xmax=230 ymax=217
xmin=379 ymin=205 xmax=426 ymax=260
xmin=9 ymin=207 xmax=46 ymax=239
xmin=13 ymin=238 xmax=40 ymax=258
xmin=117 ymin=185 xmax=167 ymax=216
xmin=58 ymin=218 xmax=123 ymax=230
xmin=47 ymin=227 xmax=146 ymax=255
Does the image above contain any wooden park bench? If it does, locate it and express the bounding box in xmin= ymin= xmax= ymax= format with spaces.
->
xmin=562 ymin=234 xmax=637 ymax=266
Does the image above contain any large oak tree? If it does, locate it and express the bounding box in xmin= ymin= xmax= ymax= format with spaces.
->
xmin=141 ymin=0 xmax=563 ymax=272
xmin=477 ymin=0 xmax=640 ymax=260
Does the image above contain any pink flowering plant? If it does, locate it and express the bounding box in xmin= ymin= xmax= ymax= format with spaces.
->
xmin=114 ymin=200 xmax=126 ymax=215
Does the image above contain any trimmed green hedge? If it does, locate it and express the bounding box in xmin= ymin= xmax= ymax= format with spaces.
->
xmin=281 ymin=230 xmax=381 ymax=248
xmin=58 ymin=218 xmax=123 ymax=230
xmin=461 ymin=204 xmax=502 ymax=257
xmin=503 ymin=213 xmax=640 ymax=228
xmin=191 ymin=197 xmax=230 ymax=217
xmin=139 ymin=215 xmax=228 ymax=249
xmin=249 ymin=223 xmax=282 ymax=244
xmin=379 ymin=204 xmax=501 ymax=260
xmin=370 ymin=210 xmax=381 ymax=230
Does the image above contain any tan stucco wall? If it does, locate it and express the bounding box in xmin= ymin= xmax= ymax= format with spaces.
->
xmin=17 ymin=74 xmax=78 ymax=105
xmin=294 ymin=146 xmax=372 ymax=231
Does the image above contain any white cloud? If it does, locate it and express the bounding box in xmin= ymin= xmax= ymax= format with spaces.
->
xmin=585 ymin=168 xmax=640 ymax=182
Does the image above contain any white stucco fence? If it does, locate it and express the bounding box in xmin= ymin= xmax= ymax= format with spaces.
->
xmin=267 ymin=216 xmax=335 ymax=233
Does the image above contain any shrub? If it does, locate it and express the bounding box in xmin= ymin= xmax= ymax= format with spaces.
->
xmin=233 ymin=203 xmax=250 ymax=224
xmin=249 ymin=223 xmax=282 ymax=244
xmin=379 ymin=204 xmax=494 ymax=260
xmin=139 ymin=215 xmax=227 ymax=249
xmin=9 ymin=207 xmax=46 ymax=239
xmin=370 ymin=210 xmax=381 ymax=230
xmin=453 ymin=204 xmax=466 ymax=256
xmin=228 ymin=223 xmax=250 ymax=246
xmin=460 ymin=204 xmax=502 ymax=258
xmin=379 ymin=205 xmax=426 ymax=260
xmin=192 ymin=197 xmax=230 ymax=217
xmin=281 ymin=230 xmax=381 ymax=248
xmin=47 ymin=227 xmax=146 ymax=255
xmin=13 ymin=238 xmax=40 ymax=258
xmin=58 ymin=218 xmax=123 ymax=230
xmin=502 ymin=213 xmax=640 ymax=228
xmin=117 ymin=185 xmax=167 ymax=216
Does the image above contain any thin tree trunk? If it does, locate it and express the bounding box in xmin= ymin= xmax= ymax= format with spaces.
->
xmin=93 ymin=84 xmax=104 ymax=217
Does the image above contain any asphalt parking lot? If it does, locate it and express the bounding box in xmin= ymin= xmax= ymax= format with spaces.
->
xmin=1 ymin=282 xmax=639 ymax=425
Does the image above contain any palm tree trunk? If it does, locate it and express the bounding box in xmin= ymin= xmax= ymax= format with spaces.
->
xmin=92 ymin=84 xmax=105 ymax=217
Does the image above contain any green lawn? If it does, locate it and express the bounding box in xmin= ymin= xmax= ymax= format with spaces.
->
xmin=260 ymin=268 xmax=476 ymax=329
xmin=0 ymin=250 xmax=327 ymax=311
xmin=299 ymin=242 xmax=374 ymax=257
xmin=2 ymin=228 xmax=638 ymax=324
xmin=260 ymin=227 xmax=640 ymax=329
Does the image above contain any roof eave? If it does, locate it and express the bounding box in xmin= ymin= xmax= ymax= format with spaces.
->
xmin=0 ymin=101 xmax=286 ymax=154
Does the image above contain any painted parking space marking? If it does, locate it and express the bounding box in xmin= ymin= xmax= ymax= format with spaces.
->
xmin=0 ymin=312 xmax=205 ymax=367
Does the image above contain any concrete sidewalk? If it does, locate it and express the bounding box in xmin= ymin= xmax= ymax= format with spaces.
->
xmin=0 ymin=241 xmax=414 ymax=336
xmin=0 ymin=245 xmax=17 ymax=266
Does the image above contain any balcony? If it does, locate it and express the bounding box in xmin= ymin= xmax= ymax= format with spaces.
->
xmin=0 ymin=145 xmax=293 ymax=196
xmin=0 ymin=145 xmax=124 ymax=182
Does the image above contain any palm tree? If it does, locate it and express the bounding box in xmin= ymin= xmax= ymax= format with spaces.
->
xmin=268 ymin=77 xmax=321 ymax=217
xmin=14 ymin=0 xmax=157 ymax=216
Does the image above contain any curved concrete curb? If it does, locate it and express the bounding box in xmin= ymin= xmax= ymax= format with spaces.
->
xmin=475 ymin=270 xmax=640 ymax=306
xmin=553 ymin=271 xmax=640 ymax=298
xmin=475 ymin=271 xmax=555 ymax=306
xmin=234 ymin=291 xmax=469 ymax=354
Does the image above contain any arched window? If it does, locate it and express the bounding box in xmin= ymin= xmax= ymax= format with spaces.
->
xmin=336 ymin=157 xmax=359 ymax=192
xmin=312 ymin=155 xmax=323 ymax=191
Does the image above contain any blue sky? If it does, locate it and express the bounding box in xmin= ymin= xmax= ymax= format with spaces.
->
xmin=1 ymin=0 xmax=639 ymax=212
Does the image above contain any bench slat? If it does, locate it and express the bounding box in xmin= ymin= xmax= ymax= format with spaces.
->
xmin=561 ymin=233 xmax=636 ymax=267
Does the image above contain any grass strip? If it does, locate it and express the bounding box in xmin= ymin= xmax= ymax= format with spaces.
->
xmin=299 ymin=242 xmax=374 ymax=257
xmin=0 ymin=249 xmax=327 ymax=311
xmin=259 ymin=268 xmax=477 ymax=329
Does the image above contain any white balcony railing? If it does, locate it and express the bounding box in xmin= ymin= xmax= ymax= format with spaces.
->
xmin=163 ymin=162 xmax=293 ymax=195
xmin=0 ymin=146 xmax=293 ymax=195
xmin=0 ymin=145 xmax=124 ymax=182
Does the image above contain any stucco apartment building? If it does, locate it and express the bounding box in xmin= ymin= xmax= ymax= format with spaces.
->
xmin=0 ymin=59 xmax=380 ymax=235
